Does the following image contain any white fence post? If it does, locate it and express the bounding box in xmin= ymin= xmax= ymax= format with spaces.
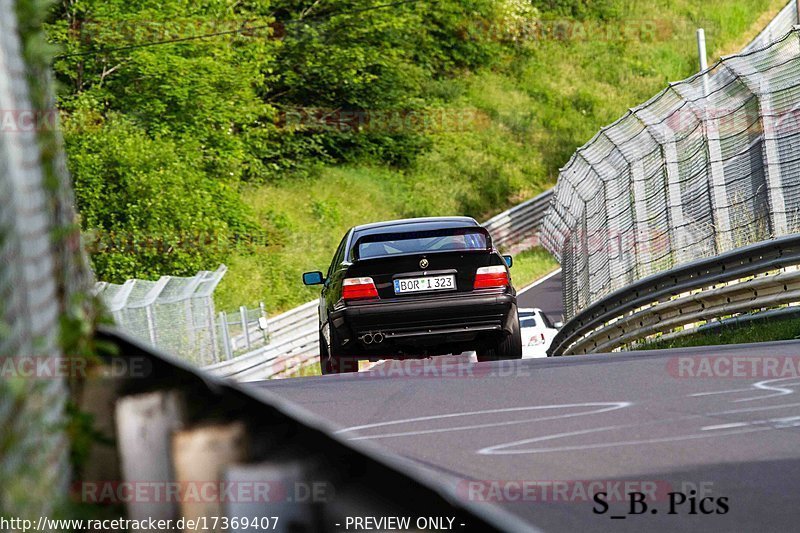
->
xmin=145 ymin=305 xmax=157 ymax=345
xmin=220 ymin=311 xmax=233 ymax=360
xmin=240 ymin=305 xmax=250 ymax=349
xmin=259 ymin=301 xmax=269 ymax=343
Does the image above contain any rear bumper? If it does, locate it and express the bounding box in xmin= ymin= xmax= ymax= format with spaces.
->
xmin=330 ymin=291 xmax=516 ymax=353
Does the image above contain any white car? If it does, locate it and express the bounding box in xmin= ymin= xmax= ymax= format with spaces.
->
xmin=519 ymin=307 xmax=560 ymax=358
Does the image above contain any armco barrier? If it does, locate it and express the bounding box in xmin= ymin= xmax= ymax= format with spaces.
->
xmin=91 ymin=326 xmax=534 ymax=532
xmin=207 ymin=189 xmax=554 ymax=380
xmin=205 ymin=328 xmax=318 ymax=381
xmin=483 ymin=189 xmax=553 ymax=249
xmin=205 ymin=300 xmax=319 ymax=380
xmin=548 ymin=234 xmax=800 ymax=356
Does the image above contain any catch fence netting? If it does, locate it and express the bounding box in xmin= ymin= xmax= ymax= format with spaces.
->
xmin=542 ymin=14 xmax=800 ymax=320
xmin=95 ymin=266 xmax=227 ymax=365
xmin=1 ymin=0 xmax=91 ymax=519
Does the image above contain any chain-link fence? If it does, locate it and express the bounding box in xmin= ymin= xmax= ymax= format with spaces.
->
xmin=95 ymin=268 xmax=272 ymax=366
xmin=1 ymin=0 xmax=89 ymax=519
xmin=95 ymin=266 xmax=230 ymax=365
xmin=541 ymin=13 xmax=800 ymax=320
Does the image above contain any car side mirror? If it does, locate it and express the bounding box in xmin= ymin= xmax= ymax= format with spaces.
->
xmin=503 ymin=255 xmax=513 ymax=268
xmin=302 ymin=271 xmax=325 ymax=286
xmin=554 ymin=321 xmax=563 ymax=329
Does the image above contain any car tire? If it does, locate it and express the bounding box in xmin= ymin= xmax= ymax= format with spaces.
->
xmin=477 ymin=305 xmax=523 ymax=362
xmin=319 ymin=330 xmax=359 ymax=374
xmin=319 ymin=331 xmax=335 ymax=375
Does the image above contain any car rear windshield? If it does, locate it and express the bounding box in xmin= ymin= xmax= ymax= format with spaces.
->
xmin=355 ymin=228 xmax=489 ymax=259
xmin=520 ymin=315 xmax=537 ymax=328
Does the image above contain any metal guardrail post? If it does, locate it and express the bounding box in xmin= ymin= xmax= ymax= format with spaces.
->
xmin=722 ymin=62 xmax=791 ymax=237
xmin=631 ymin=159 xmax=653 ymax=274
xmin=207 ymin=298 xmax=220 ymax=363
xmin=754 ymin=78 xmax=789 ymax=235
xmin=259 ymin=301 xmax=269 ymax=343
xmin=240 ymin=305 xmax=251 ymax=349
xmin=145 ymin=305 xmax=158 ymax=345
xmin=219 ymin=311 xmax=233 ymax=360
xmin=670 ymin=81 xmax=732 ymax=255
xmin=696 ymin=28 xmax=710 ymax=96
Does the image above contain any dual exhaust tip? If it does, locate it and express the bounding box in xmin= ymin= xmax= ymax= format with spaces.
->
xmin=360 ymin=332 xmax=385 ymax=345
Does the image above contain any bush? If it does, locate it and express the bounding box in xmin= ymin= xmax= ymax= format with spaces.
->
xmin=47 ymin=0 xmax=519 ymax=281
xmin=64 ymin=108 xmax=263 ymax=281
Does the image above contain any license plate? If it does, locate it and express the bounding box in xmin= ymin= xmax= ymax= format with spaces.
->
xmin=393 ymin=275 xmax=456 ymax=294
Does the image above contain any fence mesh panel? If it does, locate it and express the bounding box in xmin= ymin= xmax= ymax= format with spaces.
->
xmin=542 ymin=9 xmax=800 ymax=320
xmin=96 ymin=266 xmax=227 ymax=366
xmin=0 ymin=0 xmax=90 ymax=519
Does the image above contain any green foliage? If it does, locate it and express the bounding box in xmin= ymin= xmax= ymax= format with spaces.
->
xmin=216 ymin=0 xmax=785 ymax=312
xmin=260 ymin=0 xmax=505 ymax=172
xmin=510 ymin=248 xmax=559 ymax=289
xmin=639 ymin=312 xmax=800 ymax=351
xmin=47 ymin=0 xmax=786 ymax=306
xmin=49 ymin=0 xmax=510 ymax=282
xmin=65 ymin=108 xmax=263 ymax=281
xmin=48 ymin=0 xmax=277 ymax=180
xmin=533 ymin=0 xmax=621 ymax=20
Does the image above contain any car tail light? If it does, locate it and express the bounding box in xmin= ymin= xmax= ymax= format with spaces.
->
xmin=474 ymin=265 xmax=509 ymax=289
xmin=343 ymin=277 xmax=379 ymax=300
xmin=528 ymin=333 xmax=546 ymax=346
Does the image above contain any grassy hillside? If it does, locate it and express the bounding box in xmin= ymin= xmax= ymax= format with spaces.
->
xmin=47 ymin=0 xmax=788 ymax=314
xmin=215 ymin=0 xmax=788 ymax=312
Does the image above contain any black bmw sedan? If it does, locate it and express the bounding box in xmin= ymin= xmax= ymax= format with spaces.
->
xmin=303 ymin=216 xmax=522 ymax=374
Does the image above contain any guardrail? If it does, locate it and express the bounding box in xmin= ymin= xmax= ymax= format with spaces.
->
xmin=207 ymin=189 xmax=554 ymax=380
xmin=483 ymin=189 xmax=552 ymax=250
xmin=205 ymin=301 xmax=319 ymax=380
xmin=548 ymin=235 xmax=800 ymax=356
xmin=91 ymin=326 xmax=531 ymax=532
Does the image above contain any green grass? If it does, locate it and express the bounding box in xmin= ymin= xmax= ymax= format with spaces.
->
xmin=639 ymin=312 xmax=800 ymax=350
xmin=215 ymin=166 xmax=411 ymax=312
xmin=216 ymin=0 xmax=788 ymax=314
xmin=510 ymin=247 xmax=559 ymax=288
xmin=285 ymin=363 xmax=322 ymax=378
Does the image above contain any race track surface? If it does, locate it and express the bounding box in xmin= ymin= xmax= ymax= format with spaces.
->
xmin=254 ymin=272 xmax=800 ymax=531
xmin=517 ymin=270 xmax=564 ymax=324
xmin=254 ymin=340 xmax=800 ymax=532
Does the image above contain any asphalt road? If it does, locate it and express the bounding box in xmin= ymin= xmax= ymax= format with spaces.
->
xmin=517 ymin=269 xmax=564 ymax=324
xmin=255 ymin=338 xmax=800 ymax=531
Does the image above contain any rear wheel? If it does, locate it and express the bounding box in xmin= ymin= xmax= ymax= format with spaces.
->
xmin=319 ymin=332 xmax=335 ymax=375
xmin=477 ymin=306 xmax=522 ymax=362
xmin=319 ymin=331 xmax=359 ymax=374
